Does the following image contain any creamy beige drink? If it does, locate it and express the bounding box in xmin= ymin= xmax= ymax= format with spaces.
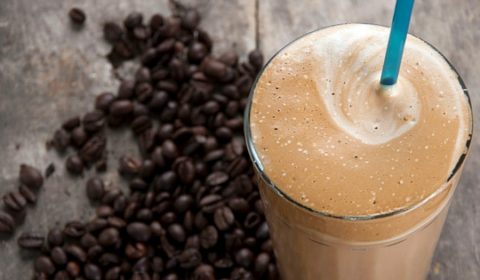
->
xmin=246 ymin=24 xmax=472 ymax=280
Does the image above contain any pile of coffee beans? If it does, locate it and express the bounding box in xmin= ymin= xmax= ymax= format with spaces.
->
xmin=9 ymin=5 xmax=278 ymax=280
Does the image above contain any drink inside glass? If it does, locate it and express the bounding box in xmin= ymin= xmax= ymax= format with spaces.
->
xmin=245 ymin=24 xmax=472 ymax=280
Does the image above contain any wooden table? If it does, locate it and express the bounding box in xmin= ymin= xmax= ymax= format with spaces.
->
xmin=0 ymin=0 xmax=478 ymax=279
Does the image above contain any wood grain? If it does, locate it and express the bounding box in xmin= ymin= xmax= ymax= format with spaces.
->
xmin=259 ymin=1 xmax=480 ymax=280
xmin=0 ymin=0 xmax=255 ymax=279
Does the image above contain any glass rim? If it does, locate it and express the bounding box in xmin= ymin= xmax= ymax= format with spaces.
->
xmin=244 ymin=23 xmax=474 ymax=222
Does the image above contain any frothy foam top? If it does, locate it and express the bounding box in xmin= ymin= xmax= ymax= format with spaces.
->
xmin=250 ymin=24 xmax=471 ymax=216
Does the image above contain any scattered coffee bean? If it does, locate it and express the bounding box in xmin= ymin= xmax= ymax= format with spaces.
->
xmin=47 ymin=228 xmax=64 ymax=247
xmin=69 ymin=8 xmax=86 ymax=25
xmin=86 ymin=177 xmax=105 ymax=201
xmin=44 ymin=163 xmax=56 ymax=178
xmin=3 ymin=191 xmax=27 ymax=212
xmin=19 ymin=164 xmax=44 ymax=190
xmin=19 ymin=185 xmax=37 ymax=204
xmin=0 ymin=211 xmax=15 ymax=234
xmin=17 ymin=232 xmax=44 ymax=250
xmin=65 ymin=155 xmax=84 ymax=174
xmin=64 ymin=221 xmax=86 ymax=238
xmin=51 ymin=247 xmax=68 ymax=265
xmin=34 ymin=256 xmax=55 ymax=275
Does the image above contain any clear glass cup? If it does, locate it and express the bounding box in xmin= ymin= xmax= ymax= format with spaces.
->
xmin=244 ymin=24 xmax=473 ymax=280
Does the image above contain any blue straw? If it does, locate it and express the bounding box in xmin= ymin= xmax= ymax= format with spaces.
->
xmin=380 ymin=0 xmax=415 ymax=86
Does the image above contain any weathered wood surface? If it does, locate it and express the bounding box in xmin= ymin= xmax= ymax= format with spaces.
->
xmin=0 ymin=0 xmax=478 ymax=279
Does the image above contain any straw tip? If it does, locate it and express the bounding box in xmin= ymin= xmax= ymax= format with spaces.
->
xmin=381 ymin=77 xmax=396 ymax=86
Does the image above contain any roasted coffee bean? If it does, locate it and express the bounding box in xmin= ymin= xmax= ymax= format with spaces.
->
xmin=45 ymin=163 xmax=56 ymax=178
xmin=110 ymin=100 xmax=134 ymax=116
xmin=127 ymin=222 xmax=151 ymax=242
xmin=256 ymin=222 xmax=269 ymax=240
xmin=84 ymin=263 xmax=102 ymax=280
xmin=235 ymin=248 xmax=254 ymax=268
xmin=124 ymin=12 xmax=143 ymax=29
xmin=66 ymin=261 xmax=81 ymax=277
xmin=103 ymin=22 xmax=124 ymax=43
xmin=201 ymin=57 xmax=227 ymax=80
xmin=206 ymin=171 xmax=229 ymax=186
xmin=193 ymin=264 xmax=215 ymax=280
xmin=95 ymin=92 xmax=116 ymax=111
xmin=188 ymin=42 xmax=208 ymax=63
xmin=47 ymin=228 xmax=64 ymax=247
xmin=3 ymin=191 xmax=27 ymax=212
xmin=174 ymin=194 xmax=193 ymax=213
xmin=80 ymin=233 xmax=98 ymax=249
xmin=97 ymin=227 xmax=120 ymax=247
xmin=62 ymin=116 xmax=81 ymax=130
xmin=52 ymin=129 xmax=71 ymax=152
xmin=64 ymin=221 xmax=86 ymax=238
xmin=214 ymin=206 xmax=235 ymax=231
xmin=65 ymin=244 xmax=87 ymax=262
xmin=119 ymin=155 xmax=141 ymax=176
xmin=86 ymin=218 xmax=106 ymax=233
xmin=200 ymin=226 xmax=218 ymax=249
xmin=83 ymin=110 xmax=105 ymax=132
xmin=69 ymin=8 xmax=86 ymax=25
xmin=80 ymin=135 xmax=106 ymax=163
xmin=19 ymin=164 xmax=43 ymax=190
xmin=125 ymin=243 xmax=147 ymax=259
xmin=244 ymin=212 xmax=261 ymax=229
xmin=19 ymin=185 xmax=37 ymax=204
xmin=71 ymin=126 xmax=88 ymax=147
xmin=96 ymin=206 xmax=114 ymax=218
xmin=167 ymin=223 xmax=186 ymax=243
xmin=178 ymin=248 xmax=202 ymax=269
xmin=181 ymin=9 xmax=200 ymax=30
xmin=86 ymin=177 xmax=105 ymax=201
xmin=0 ymin=211 xmax=14 ymax=234
xmin=248 ymin=49 xmax=264 ymax=69
xmin=105 ymin=266 xmax=121 ymax=280
xmin=34 ymin=256 xmax=55 ymax=275
xmin=17 ymin=232 xmax=44 ymax=249
xmin=199 ymin=194 xmax=224 ymax=213
xmin=65 ymin=154 xmax=83 ymax=174
xmin=51 ymin=247 xmax=68 ymax=265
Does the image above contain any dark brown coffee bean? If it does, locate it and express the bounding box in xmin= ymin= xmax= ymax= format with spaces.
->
xmin=206 ymin=171 xmax=229 ymax=186
xmin=17 ymin=232 xmax=44 ymax=249
xmin=148 ymin=91 xmax=169 ymax=111
xmin=86 ymin=177 xmax=105 ymax=201
xmin=105 ymin=266 xmax=121 ymax=280
xmin=174 ymin=194 xmax=193 ymax=213
xmin=34 ymin=256 xmax=55 ymax=275
xmin=193 ymin=264 xmax=215 ymax=280
xmin=200 ymin=226 xmax=218 ymax=249
xmin=188 ymin=42 xmax=208 ymax=63
xmin=96 ymin=206 xmax=114 ymax=218
xmin=66 ymin=261 xmax=81 ymax=277
xmin=71 ymin=127 xmax=88 ymax=147
xmin=167 ymin=223 xmax=186 ymax=243
xmin=118 ymin=79 xmax=135 ymax=99
xmin=0 ymin=211 xmax=14 ymax=234
xmin=65 ymin=155 xmax=83 ymax=175
xmin=215 ymin=126 xmax=233 ymax=141
xmin=214 ymin=206 xmax=235 ymax=231
xmin=127 ymin=222 xmax=151 ymax=242
xmin=95 ymin=92 xmax=116 ymax=111
xmin=97 ymin=227 xmax=120 ymax=247
xmin=124 ymin=12 xmax=143 ymax=29
xmin=244 ymin=212 xmax=261 ymax=229
xmin=84 ymin=263 xmax=102 ymax=280
xmin=62 ymin=116 xmax=81 ymax=131
xmin=86 ymin=245 xmax=103 ymax=260
xmin=80 ymin=136 xmax=106 ymax=163
xmin=125 ymin=242 xmax=147 ymax=259
xmin=181 ymin=9 xmax=200 ymax=30
xmin=235 ymin=248 xmax=254 ymax=268
xmin=99 ymin=253 xmax=120 ymax=267
xmin=119 ymin=155 xmax=141 ymax=176
xmin=135 ymin=82 xmax=153 ymax=103
xmin=64 ymin=221 xmax=86 ymax=238
xmin=219 ymin=50 xmax=239 ymax=67
xmin=133 ymin=26 xmax=149 ymax=40
xmin=178 ymin=248 xmax=202 ymax=269
xmin=160 ymin=212 xmax=176 ymax=225
xmin=201 ymin=57 xmax=227 ymax=80
xmin=3 ymin=191 xmax=27 ymax=212
xmin=52 ymin=129 xmax=71 ymax=152
xmin=80 ymin=233 xmax=97 ymax=249
xmin=248 ymin=48 xmax=264 ymax=68
xmin=131 ymin=115 xmax=152 ymax=135
xmin=101 ymin=188 xmax=123 ymax=205
xmin=19 ymin=164 xmax=43 ymax=190
xmin=65 ymin=244 xmax=87 ymax=262
xmin=254 ymin=253 xmax=270 ymax=276
xmin=83 ymin=110 xmax=105 ymax=133
xmin=51 ymin=247 xmax=68 ymax=265
xmin=108 ymin=216 xmax=127 ymax=229
xmin=110 ymin=100 xmax=134 ymax=116
xmin=199 ymin=194 xmax=224 ymax=213
xmin=103 ymin=22 xmax=123 ymax=43
xmin=44 ymin=163 xmax=56 ymax=178
xmin=47 ymin=228 xmax=64 ymax=246
xmin=69 ymin=8 xmax=86 ymax=25
xmin=19 ymin=185 xmax=37 ymax=204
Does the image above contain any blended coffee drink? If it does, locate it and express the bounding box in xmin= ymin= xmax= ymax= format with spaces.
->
xmin=246 ymin=24 xmax=472 ymax=280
